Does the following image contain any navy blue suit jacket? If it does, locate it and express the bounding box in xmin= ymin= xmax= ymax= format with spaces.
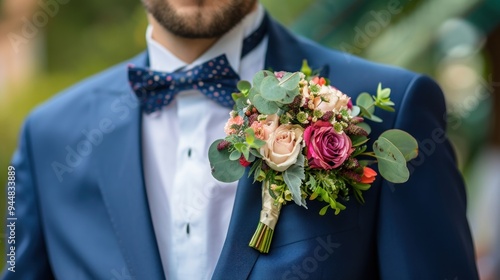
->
xmin=2 ymin=16 xmax=478 ymax=280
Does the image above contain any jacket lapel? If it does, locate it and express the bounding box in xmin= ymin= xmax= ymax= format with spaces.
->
xmin=212 ymin=17 xmax=316 ymax=280
xmin=94 ymin=52 xmax=164 ymax=280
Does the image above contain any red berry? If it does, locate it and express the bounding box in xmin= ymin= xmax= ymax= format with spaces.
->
xmin=239 ymin=156 xmax=251 ymax=167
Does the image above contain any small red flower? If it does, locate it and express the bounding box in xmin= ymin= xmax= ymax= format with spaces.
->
xmin=239 ymin=156 xmax=251 ymax=167
xmin=312 ymin=76 xmax=327 ymax=86
xmin=360 ymin=167 xmax=377 ymax=184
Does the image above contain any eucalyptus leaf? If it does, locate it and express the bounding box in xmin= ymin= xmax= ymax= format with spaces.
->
xmin=357 ymin=122 xmax=371 ymax=134
xmin=375 ymin=103 xmax=395 ymax=112
xmin=235 ymin=94 xmax=247 ymax=109
xmin=279 ymin=72 xmax=301 ymax=91
xmin=241 ymin=146 xmax=250 ymax=161
xmin=252 ymin=94 xmax=280 ymax=115
xmin=251 ymin=139 xmax=266 ymax=149
xmin=247 ymin=153 xmax=256 ymax=162
xmin=379 ymin=129 xmax=418 ymax=161
xmin=373 ymin=137 xmax=409 ymax=183
xmin=350 ymin=105 xmax=361 ymax=117
xmin=250 ymin=148 xmax=263 ymax=158
xmin=356 ymin=93 xmax=374 ymax=114
xmin=261 ymin=75 xmax=287 ymax=101
xmin=358 ymin=105 xmax=372 ymax=118
xmin=253 ymin=70 xmax=273 ymax=88
xmin=229 ymin=150 xmax=242 ymax=161
xmin=248 ymin=87 xmax=260 ymax=101
xmin=209 ymin=140 xmax=245 ymax=182
xmin=278 ymin=89 xmax=300 ymax=104
xmin=365 ymin=113 xmax=383 ymax=123
xmin=237 ymin=80 xmax=251 ymax=93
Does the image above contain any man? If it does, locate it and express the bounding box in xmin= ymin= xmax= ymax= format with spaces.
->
xmin=3 ymin=0 xmax=479 ymax=279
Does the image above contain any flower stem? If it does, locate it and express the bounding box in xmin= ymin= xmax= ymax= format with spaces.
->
xmin=248 ymin=182 xmax=282 ymax=253
xmin=249 ymin=222 xmax=275 ymax=253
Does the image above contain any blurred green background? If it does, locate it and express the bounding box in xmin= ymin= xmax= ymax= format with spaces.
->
xmin=1 ymin=0 xmax=499 ymax=278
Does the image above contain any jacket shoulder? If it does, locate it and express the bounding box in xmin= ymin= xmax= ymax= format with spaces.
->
xmin=28 ymin=52 xmax=146 ymax=124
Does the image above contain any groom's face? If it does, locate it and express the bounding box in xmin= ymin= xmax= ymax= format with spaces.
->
xmin=142 ymin=0 xmax=257 ymax=39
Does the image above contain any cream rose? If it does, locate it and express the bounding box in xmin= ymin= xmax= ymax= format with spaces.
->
xmin=261 ymin=114 xmax=280 ymax=140
xmin=260 ymin=124 xmax=304 ymax=172
xmin=317 ymin=86 xmax=350 ymax=112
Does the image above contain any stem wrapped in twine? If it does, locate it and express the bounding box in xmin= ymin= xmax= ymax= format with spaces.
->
xmin=249 ymin=182 xmax=282 ymax=253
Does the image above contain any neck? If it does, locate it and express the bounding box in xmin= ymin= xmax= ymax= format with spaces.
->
xmin=148 ymin=15 xmax=218 ymax=64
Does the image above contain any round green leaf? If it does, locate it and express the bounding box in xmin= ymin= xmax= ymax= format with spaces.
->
xmin=279 ymin=72 xmax=301 ymax=91
xmin=248 ymin=87 xmax=259 ymax=102
xmin=252 ymin=94 xmax=280 ymax=115
xmin=380 ymin=129 xmax=418 ymax=161
xmin=261 ymin=76 xmax=287 ymax=101
xmin=253 ymin=70 xmax=273 ymax=88
xmin=373 ymin=137 xmax=409 ymax=183
xmin=356 ymin=93 xmax=374 ymax=114
xmin=237 ymin=80 xmax=251 ymax=93
xmin=350 ymin=105 xmax=361 ymax=117
xmin=229 ymin=150 xmax=242 ymax=161
xmin=208 ymin=140 xmax=245 ymax=182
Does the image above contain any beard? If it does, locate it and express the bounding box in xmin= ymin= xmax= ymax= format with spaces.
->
xmin=142 ymin=0 xmax=257 ymax=39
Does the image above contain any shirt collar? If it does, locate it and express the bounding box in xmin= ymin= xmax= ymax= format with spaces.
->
xmin=146 ymin=4 xmax=265 ymax=74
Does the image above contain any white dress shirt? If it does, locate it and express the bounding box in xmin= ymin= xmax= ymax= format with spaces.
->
xmin=142 ymin=5 xmax=267 ymax=280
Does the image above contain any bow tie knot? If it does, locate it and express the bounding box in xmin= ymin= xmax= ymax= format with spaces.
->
xmin=129 ymin=13 xmax=269 ymax=114
xmin=129 ymin=54 xmax=240 ymax=113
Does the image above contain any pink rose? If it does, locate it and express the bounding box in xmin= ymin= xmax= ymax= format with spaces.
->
xmin=260 ymin=124 xmax=304 ymax=172
xmin=303 ymin=121 xmax=353 ymax=170
xmin=224 ymin=115 xmax=243 ymax=135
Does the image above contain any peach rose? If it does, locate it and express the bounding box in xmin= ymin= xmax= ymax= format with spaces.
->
xmin=250 ymin=121 xmax=266 ymax=140
xmin=317 ymin=86 xmax=350 ymax=113
xmin=260 ymin=124 xmax=304 ymax=172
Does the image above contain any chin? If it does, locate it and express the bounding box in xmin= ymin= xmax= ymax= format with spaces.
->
xmin=169 ymin=0 xmax=229 ymax=9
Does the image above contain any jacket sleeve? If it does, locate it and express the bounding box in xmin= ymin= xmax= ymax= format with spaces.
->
xmin=376 ymin=75 xmax=479 ymax=279
xmin=2 ymin=117 xmax=55 ymax=279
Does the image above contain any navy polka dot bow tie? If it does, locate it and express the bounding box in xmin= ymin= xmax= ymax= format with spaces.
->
xmin=129 ymin=13 xmax=268 ymax=114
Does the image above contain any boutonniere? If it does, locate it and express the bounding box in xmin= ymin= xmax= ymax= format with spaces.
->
xmin=208 ymin=61 xmax=418 ymax=253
